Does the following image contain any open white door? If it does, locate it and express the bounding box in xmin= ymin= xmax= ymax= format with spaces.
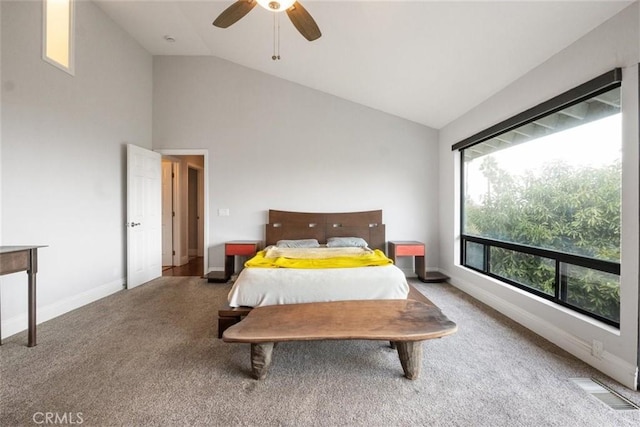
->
xmin=127 ymin=144 xmax=162 ymax=289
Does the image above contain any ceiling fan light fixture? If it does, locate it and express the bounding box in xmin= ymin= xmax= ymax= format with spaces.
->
xmin=256 ymin=0 xmax=295 ymax=12
xmin=213 ymin=0 xmax=321 ymax=43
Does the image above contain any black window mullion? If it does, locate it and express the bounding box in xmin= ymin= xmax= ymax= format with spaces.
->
xmin=558 ymin=261 xmax=568 ymax=302
xmin=484 ymin=244 xmax=490 ymax=273
xmin=462 ymin=234 xmax=620 ymax=276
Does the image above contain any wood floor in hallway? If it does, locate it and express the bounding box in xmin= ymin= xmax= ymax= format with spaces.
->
xmin=162 ymin=256 xmax=203 ymax=277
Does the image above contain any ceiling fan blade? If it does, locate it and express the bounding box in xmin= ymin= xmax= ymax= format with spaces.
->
xmin=286 ymin=1 xmax=321 ymax=41
xmin=213 ymin=0 xmax=257 ymax=29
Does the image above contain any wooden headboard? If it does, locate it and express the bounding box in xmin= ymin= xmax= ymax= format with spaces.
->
xmin=265 ymin=210 xmax=386 ymax=252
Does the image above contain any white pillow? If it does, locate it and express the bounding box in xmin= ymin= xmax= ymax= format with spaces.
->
xmin=276 ymin=239 xmax=320 ymax=248
xmin=326 ymin=237 xmax=369 ymax=248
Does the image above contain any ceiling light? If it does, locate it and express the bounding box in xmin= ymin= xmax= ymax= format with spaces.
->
xmin=163 ymin=35 xmax=176 ymax=43
xmin=256 ymin=0 xmax=295 ymax=13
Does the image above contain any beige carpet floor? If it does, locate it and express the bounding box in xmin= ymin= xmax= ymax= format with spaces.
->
xmin=1 ymin=277 xmax=639 ymax=426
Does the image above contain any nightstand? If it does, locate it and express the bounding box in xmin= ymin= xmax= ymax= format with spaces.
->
xmin=225 ymin=241 xmax=260 ymax=277
xmin=387 ymin=241 xmax=448 ymax=283
xmin=208 ymin=240 xmax=261 ymax=283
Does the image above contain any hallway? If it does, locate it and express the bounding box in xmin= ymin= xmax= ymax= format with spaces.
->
xmin=162 ymin=257 xmax=203 ymax=277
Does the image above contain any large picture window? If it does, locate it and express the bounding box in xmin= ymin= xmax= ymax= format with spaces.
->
xmin=455 ymin=69 xmax=622 ymax=327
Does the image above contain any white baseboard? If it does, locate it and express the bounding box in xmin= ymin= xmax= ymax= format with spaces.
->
xmin=1 ymin=278 xmax=124 ymax=340
xmin=442 ymin=268 xmax=638 ymax=390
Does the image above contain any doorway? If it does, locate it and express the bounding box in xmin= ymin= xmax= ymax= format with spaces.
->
xmin=156 ymin=149 xmax=208 ymax=277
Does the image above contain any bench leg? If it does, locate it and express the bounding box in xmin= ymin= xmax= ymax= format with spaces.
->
xmin=396 ymin=341 xmax=422 ymax=380
xmin=251 ymin=342 xmax=274 ymax=380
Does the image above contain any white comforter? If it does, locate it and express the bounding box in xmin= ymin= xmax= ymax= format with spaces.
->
xmin=227 ymin=264 xmax=410 ymax=307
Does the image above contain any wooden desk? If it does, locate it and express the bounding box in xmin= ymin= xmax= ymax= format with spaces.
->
xmin=0 ymin=246 xmax=45 ymax=347
xmin=223 ymin=299 xmax=457 ymax=380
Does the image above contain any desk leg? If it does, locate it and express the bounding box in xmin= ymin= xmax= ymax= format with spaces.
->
xmin=27 ymin=248 xmax=37 ymax=347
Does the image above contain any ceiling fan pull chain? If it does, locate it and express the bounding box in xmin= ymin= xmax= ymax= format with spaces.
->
xmin=277 ymin=13 xmax=281 ymax=60
xmin=271 ymin=13 xmax=281 ymax=60
xmin=271 ymin=13 xmax=277 ymax=61
xmin=272 ymin=13 xmax=276 ymax=60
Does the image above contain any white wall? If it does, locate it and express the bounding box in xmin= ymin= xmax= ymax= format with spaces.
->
xmin=0 ymin=1 xmax=3 ymax=242
xmin=152 ymin=56 xmax=439 ymax=274
xmin=438 ymin=3 xmax=640 ymax=389
xmin=0 ymin=1 xmax=152 ymax=338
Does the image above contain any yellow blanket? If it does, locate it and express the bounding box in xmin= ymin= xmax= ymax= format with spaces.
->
xmin=245 ymin=249 xmax=393 ymax=269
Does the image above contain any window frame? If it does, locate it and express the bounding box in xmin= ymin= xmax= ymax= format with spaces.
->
xmin=455 ymin=69 xmax=623 ymax=328
xmin=42 ymin=0 xmax=75 ymax=75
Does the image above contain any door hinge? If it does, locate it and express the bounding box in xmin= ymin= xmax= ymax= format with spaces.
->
xmin=172 ymin=172 xmax=175 ymax=178
xmin=172 ymin=211 xmax=175 ymax=217
xmin=172 ymin=250 xmax=175 ymax=256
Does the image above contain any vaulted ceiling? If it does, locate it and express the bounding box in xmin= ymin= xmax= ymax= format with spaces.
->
xmin=95 ymin=0 xmax=635 ymax=129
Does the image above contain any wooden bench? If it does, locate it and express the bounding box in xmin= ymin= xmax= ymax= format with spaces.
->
xmin=217 ymin=283 xmax=433 ymax=338
xmin=222 ymin=299 xmax=457 ymax=380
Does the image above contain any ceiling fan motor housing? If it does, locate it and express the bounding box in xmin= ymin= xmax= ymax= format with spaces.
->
xmin=256 ymin=0 xmax=296 ymax=12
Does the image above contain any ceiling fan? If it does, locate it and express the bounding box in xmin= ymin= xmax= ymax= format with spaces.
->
xmin=213 ymin=0 xmax=321 ymax=42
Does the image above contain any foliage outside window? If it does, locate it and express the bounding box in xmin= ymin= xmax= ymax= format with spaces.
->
xmin=457 ymin=73 xmax=622 ymax=327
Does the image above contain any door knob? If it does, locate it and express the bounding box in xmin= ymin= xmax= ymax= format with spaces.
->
xmin=129 ymin=222 xmax=141 ymax=227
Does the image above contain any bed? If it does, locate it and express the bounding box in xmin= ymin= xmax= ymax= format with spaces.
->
xmin=218 ymin=210 xmax=427 ymax=337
